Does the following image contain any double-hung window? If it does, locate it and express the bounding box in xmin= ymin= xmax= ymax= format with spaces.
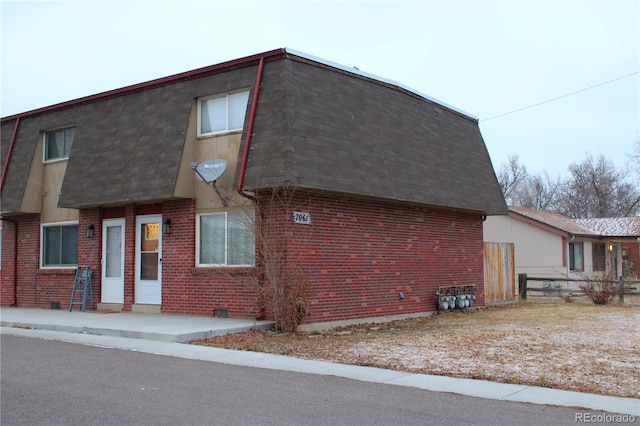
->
xmin=44 ymin=127 xmax=75 ymax=161
xmin=198 ymin=210 xmax=254 ymax=266
xmin=198 ymin=90 xmax=250 ymax=136
xmin=42 ymin=223 xmax=78 ymax=267
xmin=569 ymin=242 xmax=584 ymax=272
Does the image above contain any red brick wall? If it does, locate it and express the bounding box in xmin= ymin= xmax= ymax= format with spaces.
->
xmin=2 ymin=194 xmax=485 ymax=323
xmin=160 ymin=199 xmax=261 ymax=318
xmin=0 ymin=214 xmax=78 ymax=309
xmin=259 ymin=191 xmax=485 ymax=324
xmin=622 ymin=242 xmax=640 ymax=280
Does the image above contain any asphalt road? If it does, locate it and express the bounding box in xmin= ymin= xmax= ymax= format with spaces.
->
xmin=1 ymin=334 xmax=596 ymax=426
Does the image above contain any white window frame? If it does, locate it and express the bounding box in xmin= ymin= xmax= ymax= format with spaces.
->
xmin=41 ymin=221 xmax=79 ymax=269
xmin=43 ymin=126 xmax=76 ymax=162
xmin=197 ymin=89 xmax=250 ymax=137
xmin=196 ymin=210 xmax=255 ymax=267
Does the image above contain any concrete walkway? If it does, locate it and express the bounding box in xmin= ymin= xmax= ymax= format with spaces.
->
xmin=1 ymin=307 xmax=638 ymax=417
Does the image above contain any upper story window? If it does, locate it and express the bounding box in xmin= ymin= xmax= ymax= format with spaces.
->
xmin=44 ymin=127 xmax=76 ymax=161
xmin=569 ymin=242 xmax=584 ymax=272
xmin=42 ymin=222 xmax=78 ymax=267
xmin=198 ymin=90 xmax=250 ymax=136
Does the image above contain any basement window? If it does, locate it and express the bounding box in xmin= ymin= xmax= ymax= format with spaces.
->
xmin=44 ymin=126 xmax=76 ymax=161
xmin=198 ymin=90 xmax=250 ymax=136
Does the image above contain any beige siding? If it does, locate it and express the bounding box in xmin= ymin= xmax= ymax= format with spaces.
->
xmin=484 ymin=215 xmax=566 ymax=278
xmin=19 ymin=133 xmax=44 ymax=213
xmin=41 ymin=161 xmax=78 ymax=222
xmin=175 ymin=102 xmax=253 ymax=212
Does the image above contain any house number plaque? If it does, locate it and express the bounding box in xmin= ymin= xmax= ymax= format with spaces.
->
xmin=293 ymin=211 xmax=311 ymax=224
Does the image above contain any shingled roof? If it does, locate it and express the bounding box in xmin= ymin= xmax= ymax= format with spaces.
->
xmin=509 ymin=206 xmax=640 ymax=238
xmin=1 ymin=49 xmax=507 ymax=216
xmin=575 ymin=217 xmax=640 ymax=238
xmin=241 ymin=53 xmax=507 ymax=215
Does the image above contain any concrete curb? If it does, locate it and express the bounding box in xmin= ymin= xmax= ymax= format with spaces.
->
xmin=2 ymin=326 xmax=638 ymax=417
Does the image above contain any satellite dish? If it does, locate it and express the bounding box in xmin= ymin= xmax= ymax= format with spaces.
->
xmin=191 ymin=159 xmax=227 ymax=184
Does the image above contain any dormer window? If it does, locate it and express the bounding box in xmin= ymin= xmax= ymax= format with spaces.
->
xmin=44 ymin=126 xmax=75 ymax=161
xmin=198 ymin=90 xmax=250 ymax=136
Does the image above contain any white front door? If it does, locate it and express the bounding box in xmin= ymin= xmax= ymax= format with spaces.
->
xmin=135 ymin=215 xmax=162 ymax=305
xmin=101 ymin=219 xmax=125 ymax=303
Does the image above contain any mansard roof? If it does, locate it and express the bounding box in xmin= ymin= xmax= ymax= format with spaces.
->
xmin=1 ymin=48 xmax=507 ymax=216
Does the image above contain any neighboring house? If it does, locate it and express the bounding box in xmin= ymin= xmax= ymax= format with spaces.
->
xmin=484 ymin=206 xmax=640 ymax=287
xmin=1 ymin=48 xmax=507 ymax=327
xmin=575 ymin=217 xmax=640 ymax=280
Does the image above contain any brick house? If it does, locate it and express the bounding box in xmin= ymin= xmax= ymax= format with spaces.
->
xmin=1 ymin=48 xmax=507 ymax=327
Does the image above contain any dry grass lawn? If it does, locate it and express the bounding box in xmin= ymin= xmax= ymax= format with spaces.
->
xmin=192 ymin=298 xmax=640 ymax=398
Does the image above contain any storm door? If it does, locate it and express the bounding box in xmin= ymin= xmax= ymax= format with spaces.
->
xmin=135 ymin=215 xmax=162 ymax=305
xmin=101 ymin=219 xmax=125 ymax=303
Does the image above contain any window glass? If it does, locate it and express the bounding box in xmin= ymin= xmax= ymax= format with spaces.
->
xmin=228 ymin=91 xmax=250 ymax=130
xmin=200 ymin=96 xmax=226 ymax=134
xmin=199 ymin=211 xmax=254 ymax=266
xmin=200 ymin=214 xmax=225 ymax=264
xmin=569 ymin=242 xmax=583 ymax=271
xmin=45 ymin=127 xmax=75 ymax=161
xmin=43 ymin=224 xmax=78 ymax=266
xmin=198 ymin=90 xmax=249 ymax=136
xmin=228 ymin=210 xmax=254 ymax=265
xmin=592 ymin=243 xmax=606 ymax=272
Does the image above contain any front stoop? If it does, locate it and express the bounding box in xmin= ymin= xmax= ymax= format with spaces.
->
xmin=132 ymin=304 xmax=161 ymax=314
xmin=97 ymin=303 xmax=124 ymax=312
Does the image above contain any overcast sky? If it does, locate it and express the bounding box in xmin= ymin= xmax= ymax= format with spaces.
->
xmin=2 ymin=1 xmax=638 ymax=179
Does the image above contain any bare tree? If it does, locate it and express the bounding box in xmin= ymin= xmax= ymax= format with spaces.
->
xmin=253 ymin=186 xmax=310 ymax=332
xmin=202 ymin=184 xmax=310 ymax=332
xmin=512 ymin=172 xmax=560 ymax=211
xmin=631 ymin=139 xmax=640 ymax=176
xmin=556 ymin=154 xmax=640 ymax=218
xmin=497 ymin=154 xmax=528 ymax=202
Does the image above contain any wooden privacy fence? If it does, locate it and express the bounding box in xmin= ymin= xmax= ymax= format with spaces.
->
xmin=483 ymin=242 xmax=515 ymax=305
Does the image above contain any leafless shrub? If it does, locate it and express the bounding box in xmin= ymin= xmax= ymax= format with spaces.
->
xmin=578 ymin=271 xmax=618 ymax=305
xmin=254 ymin=186 xmax=311 ymax=332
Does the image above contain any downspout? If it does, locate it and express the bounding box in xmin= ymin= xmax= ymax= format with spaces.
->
xmin=236 ymin=56 xmax=265 ymax=201
xmin=1 ymin=117 xmax=21 ymax=306
xmin=2 ymin=217 xmax=18 ymax=306
xmin=1 ymin=116 xmax=20 ymax=192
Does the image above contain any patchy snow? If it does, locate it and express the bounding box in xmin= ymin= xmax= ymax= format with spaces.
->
xmin=336 ymin=309 xmax=639 ymax=398
xmin=194 ymin=302 xmax=640 ymax=398
xmin=576 ymin=217 xmax=640 ymax=237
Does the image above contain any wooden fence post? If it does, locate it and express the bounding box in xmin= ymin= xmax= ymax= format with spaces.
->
xmin=618 ymin=276 xmax=624 ymax=304
xmin=518 ymin=273 xmax=527 ymax=300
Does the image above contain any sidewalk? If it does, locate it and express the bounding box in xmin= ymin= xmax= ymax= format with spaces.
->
xmin=1 ymin=307 xmax=638 ymax=416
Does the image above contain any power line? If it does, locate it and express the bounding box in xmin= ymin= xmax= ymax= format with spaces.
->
xmin=481 ymin=71 xmax=639 ymax=122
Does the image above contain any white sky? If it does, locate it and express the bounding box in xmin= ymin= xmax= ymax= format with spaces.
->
xmin=1 ymin=0 xmax=638 ymax=179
